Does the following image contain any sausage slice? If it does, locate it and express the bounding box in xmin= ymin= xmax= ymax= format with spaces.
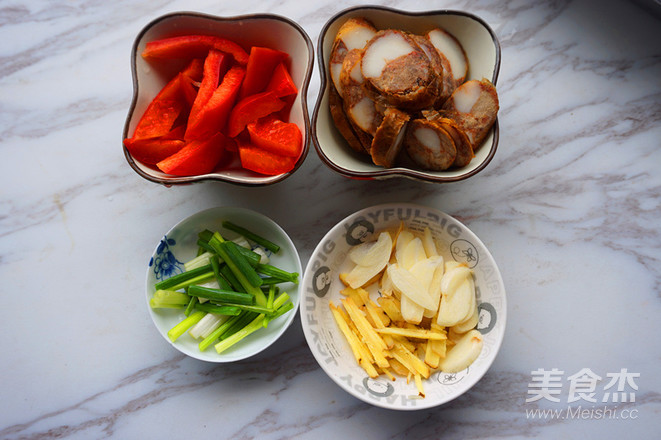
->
xmin=442 ymin=79 xmax=499 ymax=150
xmin=329 ymin=18 xmax=377 ymax=97
xmin=328 ymin=85 xmax=367 ymax=154
xmin=427 ymin=28 xmax=469 ymax=85
xmin=404 ymin=119 xmax=457 ymax=171
xmin=361 ymin=30 xmax=439 ymax=110
xmin=436 ymin=118 xmax=474 ymax=167
xmin=340 ymin=49 xmax=381 ymax=136
xmin=371 ymin=107 xmax=410 ymax=167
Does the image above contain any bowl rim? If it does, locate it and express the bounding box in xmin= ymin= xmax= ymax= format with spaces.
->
xmin=145 ymin=205 xmax=303 ymax=362
xmin=300 ymin=202 xmax=507 ymax=409
xmin=123 ymin=11 xmax=315 ymax=186
xmin=310 ymin=5 xmax=502 ymax=182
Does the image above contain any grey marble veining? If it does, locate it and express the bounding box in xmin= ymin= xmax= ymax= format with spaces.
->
xmin=1 ymin=0 xmax=660 ymax=438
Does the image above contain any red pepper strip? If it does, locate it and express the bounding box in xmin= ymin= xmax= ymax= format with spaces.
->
xmin=188 ymin=50 xmax=229 ymax=128
xmin=223 ymin=135 xmax=239 ymax=153
xmin=142 ymin=35 xmax=249 ymax=65
xmin=247 ymin=116 xmax=302 ymax=158
xmin=132 ymin=73 xmax=186 ymax=139
xmin=239 ymin=46 xmax=288 ymax=99
xmin=272 ymin=94 xmax=296 ymax=122
xmin=124 ymin=137 xmax=186 ymax=165
xmin=185 ymin=65 xmax=246 ymax=141
xmin=181 ymin=58 xmax=204 ymax=82
xmin=162 ymin=124 xmax=186 ymax=140
xmin=156 ymin=132 xmax=227 ymax=176
xmin=180 ymin=77 xmax=198 ymax=108
xmin=226 ymin=91 xmax=285 ymax=138
xmin=180 ymin=59 xmax=205 ymax=106
xmin=265 ymin=62 xmax=298 ymax=98
xmin=134 ymin=99 xmax=184 ymax=139
xmin=238 ymin=143 xmax=297 ymax=176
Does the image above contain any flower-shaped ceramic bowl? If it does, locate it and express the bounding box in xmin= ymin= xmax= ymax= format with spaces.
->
xmin=311 ymin=6 xmax=501 ymax=182
xmin=123 ymin=12 xmax=314 ymax=186
xmin=146 ymin=207 xmax=302 ymax=362
xmin=300 ymin=203 xmax=506 ymax=410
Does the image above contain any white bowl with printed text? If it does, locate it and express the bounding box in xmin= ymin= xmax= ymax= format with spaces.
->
xmin=300 ymin=203 xmax=506 ymax=410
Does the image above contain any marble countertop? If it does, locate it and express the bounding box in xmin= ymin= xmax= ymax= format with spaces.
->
xmin=2 ymin=0 xmax=660 ymax=438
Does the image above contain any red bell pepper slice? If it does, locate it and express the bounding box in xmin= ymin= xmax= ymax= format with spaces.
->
xmin=247 ymin=116 xmax=302 ymax=158
xmin=179 ymin=58 xmax=205 ymax=106
xmin=180 ymin=78 xmax=198 ymax=108
xmin=181 ymin=58 xmax=204 ymax=82
xmin=124 ymin=137 xmax=185 ymax=165
xmin=265 ymin=62 xmax=298 ymax=98
xmin=142 ymin=35 xmax=249 ymax=65
xmin=185 ymin=65 xmax=246 ymax=140
xmin=132 ymin=73 xmax=187 ymax=139
xmin=239 ymin=46 xmax=288 ymax=99
xmin=226 ymin=91 xmax=285 ymax=138
xmin=238 ymin=143 xmax=297 ymax=176
xmin=156 ymin=132 xmax=227 ymax=176
xmin=134 ymin=99 xmax=184 ymax=139
xmin=162 ymin=124 xmax=186 ymax=140
xmin=223 ymin=135 xmax=239 ymax=153
xmin=188 ymin=50 xmax=229 ymax=126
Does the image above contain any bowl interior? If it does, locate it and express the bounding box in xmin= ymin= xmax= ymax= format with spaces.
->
xmin=300 ymin=203 xmax=506 ymax=409
xmin=146 ymin=207 xmax=302 ymax=362
xmin=124 ymin=12 xmax=314 ymax=185
xmin=312 ymin=7 xmax=501 ymax=182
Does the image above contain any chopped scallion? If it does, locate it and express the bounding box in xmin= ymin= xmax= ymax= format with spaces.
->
xmin=222 ymin=220 xmax=281 ymax=253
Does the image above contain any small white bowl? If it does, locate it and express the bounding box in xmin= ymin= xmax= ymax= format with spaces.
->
xmin=146 ymin=207 xmax=302 ymax=362
xmin=300 ymin=203 xmax=506 ymax=410
xmin=311 ymin=6 xmax=501 ymax=182
xmin=124 ymin=12 xmax=314 ymax=186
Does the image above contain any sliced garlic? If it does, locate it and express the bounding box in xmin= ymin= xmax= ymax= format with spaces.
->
xmin=395 ymin=229 xmax=414 ymax=264
xmin=439 ymin=329 xmax=483 ymax=373
xmin=452 ymin=302 xmax=479 ymax=334
xmin=399 ymin=237 xmax=426 ymax=270
xmin=344 ymin=232 xmax=392 ymax=288
xmin=388 ymin=264 xmax=437 ymax=310
xmin=379 ymin=264 xmax=394 ymax=296
xmin=422 ymin=227 xmax=438 ymax=257
xmin=423 ymin=258 xmax=445 ymax=318
xmin=348 ymin=231 xmax=392 ymax=266
xmin=400 ymin=293 xmax=424 ymax=324
xmin=437 ymin=270 xmax=475 ymax=327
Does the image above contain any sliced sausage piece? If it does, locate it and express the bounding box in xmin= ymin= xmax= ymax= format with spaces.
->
xmin=442 ymin=79 xmax=499 ymax=150
xmin=434 ymin=50 xmax=456 ymax=105
xmin=340 ymin=49 xmax=381 ymax=136
xmin=351 ymin=118 xmax=375 ymax=153
xmin=427 ymin=28 xmax=469 ymax=85
xmin=371 ymin=107 xmax=410 ymax=167
xmin=436 ymin=118 xmax=473 ymax=167
xmin=405 ymin=119 xmax=457 ymax=171
xmin=361 ymin=30 xmax=439 ymax=110
xmin=423 ymin=111 xmax=473 ymax=167
xmin=328 ymin=84 xmax=368 ymax=154
xmin=329 ymin=18 xmax=377 ymax=97
xmin=410 ymin=34 xmax=450 ymax=107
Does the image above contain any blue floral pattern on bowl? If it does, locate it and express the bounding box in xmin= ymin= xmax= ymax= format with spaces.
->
xmin=149 ymin=235 xmax=183 ymax=281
